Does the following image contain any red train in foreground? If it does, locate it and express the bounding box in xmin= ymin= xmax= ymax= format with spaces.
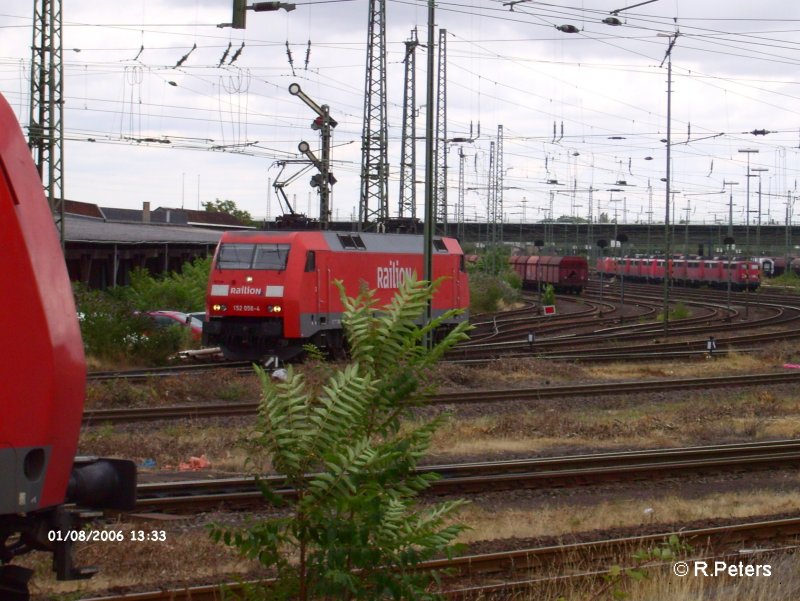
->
xmin=508 ymin=255 xmax=588 ymax=294
xmin=596 ymin=256 xmax=761 ymax=291
xmin=203 ymin=231 xmax=470 ymax=360
xmin=1 ymin=93 xmax=135 ymax=599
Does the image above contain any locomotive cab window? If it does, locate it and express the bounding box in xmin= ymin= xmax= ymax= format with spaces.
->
xmin=433 ymin=239 xmax=447 ymax=251
xmin=217 ymin=243 xmax=290 ymax=270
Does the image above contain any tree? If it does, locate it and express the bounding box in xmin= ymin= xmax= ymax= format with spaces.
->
xmin=115 ymin=256 xmax=211 ymax=312
xmin=202 ymin=198 xmax=253 ymax=225
xmin=211 ymin=277 xmax=472 ymax=600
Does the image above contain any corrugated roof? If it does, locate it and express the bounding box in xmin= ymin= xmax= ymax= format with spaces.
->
xmin=65 ymin=214 xmax=223 ymax=245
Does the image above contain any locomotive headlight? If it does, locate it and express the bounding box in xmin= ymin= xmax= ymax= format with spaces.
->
xmin=213 ymin=303 xmax=227 ymax=311
xmin=274 ymin=305 xmax=282 ymax=313
xmin=246 ymin=276 xmax=253 ymax=283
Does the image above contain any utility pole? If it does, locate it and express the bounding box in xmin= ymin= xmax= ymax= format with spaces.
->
xmin=398 ymin=28 xmax=419 ymax=220
xmin=659 ymin=31 xmax=678 ymax=338
xmin=723 ymin=180 xmax=739 ymax=240
xmin=359 ymin=0 xmax=389 ymax=231
xmin=487 ymin=140 xmax=496 ymax=264
xmin=786 ymin=191 xmax=795 ymax=272
xmin=683 ymin=197 xmax=691 ymax=257
xmin=495 ymin=125 xmax=504 ymax=244
xmin=750 ymin=167 xmax=768 ymax=252
xmin=722 ymin=180 xmax=738 ymax=318
xmin=435 ymin=29 xmax=448 ymax=234
xmin=422 ymin=0 xmax=436 ymax=346
xmin=738 ymin=148 xmax=759 ymax=257
xmin=457 ymin=147 xmax=466 ymax=240
xmin=646 ymin=184 xmax=653 ymax=253
xmin=29 ymin=0 xmax=65 ymax=245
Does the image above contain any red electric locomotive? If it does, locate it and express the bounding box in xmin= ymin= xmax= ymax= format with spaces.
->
xmin=508 ymin=255 xmax=588 ymax=294
xmin=203 ymin=230 xmax=470 ymax=360
xmin=1 ymin=93 xmax=135 ymax=599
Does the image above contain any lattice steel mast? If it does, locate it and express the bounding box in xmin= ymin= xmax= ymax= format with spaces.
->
xmin=29 ymin=0 xmax=65 ymax=244
xmin=494 ymin=125 xmax=504 ymax=243
xmin=398 ymin=28 xmax=419 ymax=220
xmin=358 ymin=0 xmax=389 ymax=231
xmin=487 ymin=140 xmax=495 ymax=244
xmin=456 ymin=146 xmax=465 ymax=240
xmin=434 ymin=29 xmax=448 ymax=234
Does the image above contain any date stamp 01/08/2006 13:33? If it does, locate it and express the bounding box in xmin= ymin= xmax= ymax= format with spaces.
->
xmin=47 ymin=529 xmax=167 ymax=543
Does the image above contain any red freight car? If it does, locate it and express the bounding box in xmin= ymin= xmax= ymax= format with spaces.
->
xmin=509 ymin=255 xmax=588 ymax=294
xmin=203 ymin=231 xmax=470 ymax=360
xmin=0 ymin=93 xmax=135 ymax=596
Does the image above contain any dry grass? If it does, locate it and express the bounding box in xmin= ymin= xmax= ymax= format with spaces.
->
xmin=434 ymin=343 xmax=800 ymax=391
xmin=457 ymin=487 xmax=800 ymax=544
xmin=421 ymin=384 xmax=800 ymax=459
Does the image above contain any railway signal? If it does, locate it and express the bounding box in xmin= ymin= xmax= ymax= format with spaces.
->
xmin=225 ymin=0 xmax=296 ymax=29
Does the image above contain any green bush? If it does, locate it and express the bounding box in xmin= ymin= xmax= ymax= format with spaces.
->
xmin=210 ymin=277 xmax=470 ymax=600
xmin=503 ymin=269 xmax=523 ymax=291
xmin=112 ymin=256 xmax=210 ymax=312
xmin=74 ymin=283 xmax=185 ymax=366
xmin=542 ymin=283 xmax=556 ymax=306
xmin=767 ymin=270 xmax=800 ymax=290
xmin=469 ymin=271 xmax=520 ymax=313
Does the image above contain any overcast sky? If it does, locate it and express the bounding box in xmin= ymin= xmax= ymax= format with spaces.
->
xmin=2 ymin=0 xmax=800 ymax=231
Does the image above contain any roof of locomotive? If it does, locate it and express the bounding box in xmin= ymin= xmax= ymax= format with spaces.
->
xmin=217 ymin=230 xmax=464 ymax=254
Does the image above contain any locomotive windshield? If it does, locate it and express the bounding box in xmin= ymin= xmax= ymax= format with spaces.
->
xmin=217 ymin=243 xmax=290 ymax=270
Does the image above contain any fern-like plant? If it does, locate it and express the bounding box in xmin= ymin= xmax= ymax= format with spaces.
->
xmin=211 ymin=276 xmax=472 ymax=600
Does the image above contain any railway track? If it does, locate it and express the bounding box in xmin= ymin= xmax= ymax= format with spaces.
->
xmin=78 ymin=515 xmax=800 ymax=601
xmin=82 ymin=370 xmax=800 ymax=425
xmin=131 ymin=439 xmax=800 ymax=513
xmin=87 ymin=361 xmax=250 ymax=382
xmin=84 ymin=285 xmax=800 ymax=380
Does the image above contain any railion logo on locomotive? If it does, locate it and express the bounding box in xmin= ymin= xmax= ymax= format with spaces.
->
xmin=211 ymin=284 xmax=285 ymax=296
xmin=377 ymin=261 xmax=413 ymax=289
xmin=211 ymin=284 xmax=262 ymax=296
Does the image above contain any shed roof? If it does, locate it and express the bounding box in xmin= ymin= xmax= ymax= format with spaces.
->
xmin=65 ymin=214 xmax=223 ymax=245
